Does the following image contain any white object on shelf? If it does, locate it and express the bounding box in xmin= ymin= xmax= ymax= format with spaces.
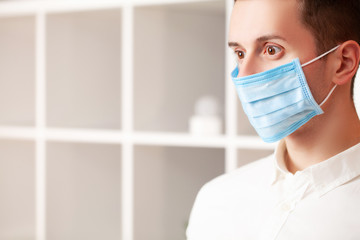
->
xmin=189 ymin=116 xmax=222 ymax=135
xmin=189 ymin=95 xmax=222 ymax=135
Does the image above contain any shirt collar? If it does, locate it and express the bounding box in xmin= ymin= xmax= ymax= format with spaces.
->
xmin=271 ymin=140 xmax=360 ymax=197
xmin=270 ymin=140 xmax=290 ymax=185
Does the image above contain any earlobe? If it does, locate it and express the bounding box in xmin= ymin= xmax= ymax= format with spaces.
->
xmin=333 ymin=40 xmax=360 ymax=85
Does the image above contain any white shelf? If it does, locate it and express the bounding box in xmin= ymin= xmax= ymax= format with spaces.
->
xmin=133 ymin=132 xmax=227 ymax=148
xmin=133 ymin=132 xmax=276 ymax=149
xmin=0 ymin=126 xmax=37 ymax=140
xmin=0 ymin=126 xmax=275 ymax=149
xmin=46 ymin=128 xmax=124 ymax=143
xmin=0 ymin=0 xmax=222 ymax=16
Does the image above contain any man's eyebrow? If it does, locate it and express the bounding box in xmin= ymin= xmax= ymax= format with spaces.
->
xmin=228 ymin=35 xmax=287 ymax=48
xmin=256 ymin=35 xmax=287 ymax=43
xmin=228 ymin=42 xmax=243 ymax=48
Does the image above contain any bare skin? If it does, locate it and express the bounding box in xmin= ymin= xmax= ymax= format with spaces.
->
xmin=228 ymin=0 xmax=360 ymax=174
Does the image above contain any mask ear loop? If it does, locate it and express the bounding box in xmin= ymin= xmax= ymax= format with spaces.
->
xmin=300 ymin=45 xmax=341 ymax=107
xmin=319 ymin=85 xmax=337 ymax=107
xmin=301 ymin=45 xmax=341 ymax=68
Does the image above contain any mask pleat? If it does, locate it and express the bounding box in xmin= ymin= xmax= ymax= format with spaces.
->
xmin=255 ymin=111 xmax=318 ymax=142
xmin=249 ymin=100 xmax=314 ymax=128
xmin=242 ymin=87 xmax=304 ymax=117
xmin=235 ymin=70 xmax=300 ymax=103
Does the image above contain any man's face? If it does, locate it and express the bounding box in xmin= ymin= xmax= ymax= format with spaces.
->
xmin=228 ymin=0 xmax=330 ymax=103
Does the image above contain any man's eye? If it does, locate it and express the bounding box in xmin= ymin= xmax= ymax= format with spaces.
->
xmin=266 ymin=45 xmax=282 ymax=56
xmin=235 ymin=50 xmax=245 ymax=59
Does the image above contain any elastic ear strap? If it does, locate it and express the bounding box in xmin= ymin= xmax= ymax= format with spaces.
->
xmin=319 ymin=84 xmax=337 ymax=107
xmin=301 ymin=45 xmax=341 ymax=68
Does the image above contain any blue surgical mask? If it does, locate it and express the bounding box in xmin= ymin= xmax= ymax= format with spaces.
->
xmin=231 ymin=45 xmax=340 ymax=143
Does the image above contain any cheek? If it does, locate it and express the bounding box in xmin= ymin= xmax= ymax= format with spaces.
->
xmin=302 ymin=62 xmax=329 ymax=103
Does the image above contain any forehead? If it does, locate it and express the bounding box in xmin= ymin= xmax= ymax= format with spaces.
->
xmin=229 ymin=0 xmax=315 ymax=49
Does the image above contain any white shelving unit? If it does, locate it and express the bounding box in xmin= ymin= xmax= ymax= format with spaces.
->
xmin=0 ymin=1 xmax=276 ymax=240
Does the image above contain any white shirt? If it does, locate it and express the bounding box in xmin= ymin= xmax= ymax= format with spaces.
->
xmin=186 ymin=141 xmax=360 ymax=240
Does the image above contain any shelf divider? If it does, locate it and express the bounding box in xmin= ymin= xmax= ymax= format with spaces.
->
xmin=0 ymin=126 xmax=36 ymax=140
xmin=122 ymin=4 xmax=134 ymax=240
xmin=35 ymin=10 xmax=46 ymax=240
xmin=225 ymin=0 xmax=238 ymax=173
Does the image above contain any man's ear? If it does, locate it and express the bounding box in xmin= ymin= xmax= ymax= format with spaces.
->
xmin=332 ymin=40 xmax=360 ymax=85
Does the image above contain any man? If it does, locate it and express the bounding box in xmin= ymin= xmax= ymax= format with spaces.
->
xmin=186 ymin=0 xmax=360 ymax=239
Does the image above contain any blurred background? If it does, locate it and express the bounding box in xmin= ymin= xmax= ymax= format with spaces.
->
xmin=0 ymin=0 xmax=358 ymax=240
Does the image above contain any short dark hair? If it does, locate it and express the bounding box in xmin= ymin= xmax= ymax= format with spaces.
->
xmin=297 ymin=0 xmax=360 ymax=97
xmin=234 ymin=0 xmax=360 ymax=97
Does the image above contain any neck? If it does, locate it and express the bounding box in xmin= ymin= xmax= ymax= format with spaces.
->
xmin=284 ymin=89 xmax=360 ymax=174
